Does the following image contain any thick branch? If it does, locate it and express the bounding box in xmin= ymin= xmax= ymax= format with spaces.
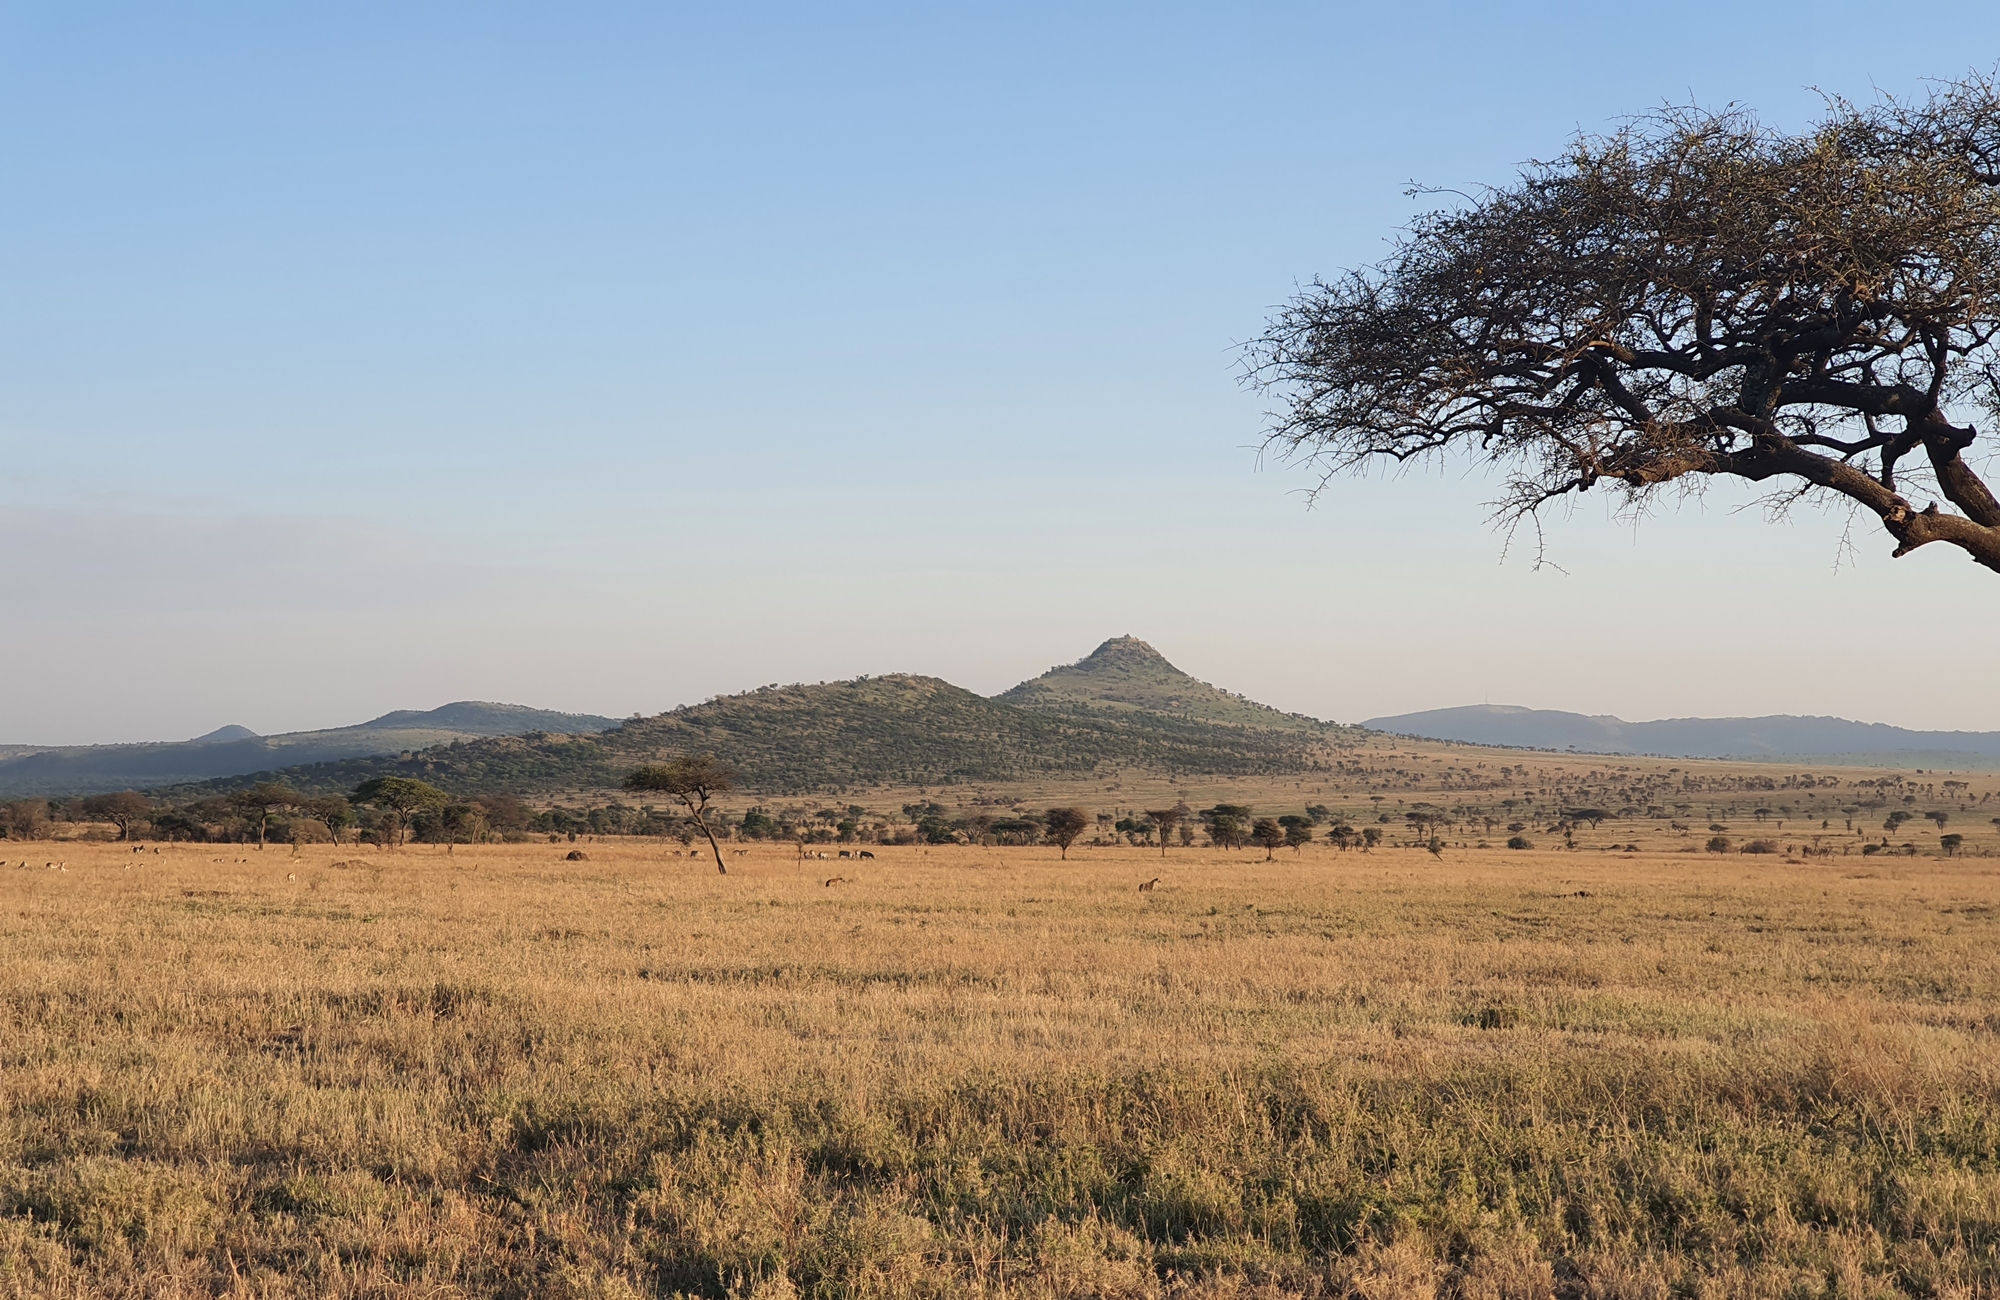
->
xmin=1918 ymin=416 xmax=2000 ymax=527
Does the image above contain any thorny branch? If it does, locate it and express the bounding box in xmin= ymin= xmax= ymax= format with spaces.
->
xmin=1244 ymin=73 xmax=2000 ymax=574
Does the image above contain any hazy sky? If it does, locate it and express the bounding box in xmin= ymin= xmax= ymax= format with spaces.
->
xmin=6 ymin=3 xmax=2000 ymax=744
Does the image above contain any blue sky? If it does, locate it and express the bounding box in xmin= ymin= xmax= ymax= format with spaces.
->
xmin=5 ymin=2 xmax=2000 ymax=743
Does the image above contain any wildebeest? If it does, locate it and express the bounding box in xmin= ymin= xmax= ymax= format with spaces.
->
xmin=837 ymin=850 xmax=851 ymax=859
xmin=857 ymin=850 xmax=876 ymax=860
xmin=565 ymin=850 xmax=589 ymax=861
xmin=1138 ymin=878 xmax=1159 ymax=892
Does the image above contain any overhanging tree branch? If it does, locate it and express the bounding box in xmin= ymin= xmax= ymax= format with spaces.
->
xmin=1244 ymin=73 xmax=2000 ymax=575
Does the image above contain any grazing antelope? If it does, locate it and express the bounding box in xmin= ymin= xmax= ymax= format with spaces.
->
xmin=857 ymin=850 xmax=876 ymax=860
xmin=823 ymin=876 xmax=848 ymax=887
xmin=1138 ymin=878 xmax=1159 ymax=892
xmin=732 ymin=849 xmax=749 ymax=857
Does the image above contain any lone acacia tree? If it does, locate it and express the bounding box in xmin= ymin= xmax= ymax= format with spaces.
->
xmin=1044 ymin=806 xmax=1090 ymax=860
xmin=78 ymin=791 xmax=152 ymax=842
xmin=1144 ymin=806 xmax=1184 ymax=858
xmin=625 ymin=756 xmax=738 ymax=874
xmin=1245 ymin=74 xmax=2000 ymax=573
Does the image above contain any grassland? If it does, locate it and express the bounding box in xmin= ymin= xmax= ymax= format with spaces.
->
xmin=5 ymin=824 xmax=2000 ymax=1298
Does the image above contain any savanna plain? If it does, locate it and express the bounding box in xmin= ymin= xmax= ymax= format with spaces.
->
xmin=6 ymin=768 xmax=2000 ymax=1300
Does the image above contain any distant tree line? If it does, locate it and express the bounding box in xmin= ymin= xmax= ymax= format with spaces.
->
xmin=0 ymin=783 xmax=1364 ymax=857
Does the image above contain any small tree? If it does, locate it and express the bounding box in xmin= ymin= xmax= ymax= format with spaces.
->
xmin=1251 ymin=818 xmax=1286 ymax=860
xmin=1327 ymin=823 xmax=1356 ymax=851
xmin=624 ymin=756 xmax=738 ymax=873
xmin=1145 ymin=807 xmax=1185 ymax=858
xmin=352 ymin=777 xmax=448 ymax=850
xmin=1044 ymin=807 xmax=1089 ymax=860
xmin=233 ymin=782 xmax=304 ymax=849
xmin=300 ymin=796 xmax=354 ymax=844
xmin=1 ymin=799 xmax=49 ymax=840
xmin=78 ymin=791 xmax=152 ymax=842
xmin=1279 ymin=814 xmax=1313 ymax=854
xmin=1941 ymin=833 xmax=1965 ymax=856
xmin=1205 ymin=804 xmax=1253 ymax=850
xmin=441 ymin=803 xmax=487 ymax=845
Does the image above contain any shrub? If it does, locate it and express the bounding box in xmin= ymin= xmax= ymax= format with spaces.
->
xmin=1707 ymin=836 xmax=1732 ymax=854
xmin=1741 ymin=840 xmax=1779 ymax=855
xmin=1506 ymin=835 xmax=1533 ymax=850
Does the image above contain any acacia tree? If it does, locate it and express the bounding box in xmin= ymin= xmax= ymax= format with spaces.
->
xmin=300 ymin=795 xmax=354 ymax=844
xmin=1279 ymin=814 xmax=1314 ymax=854
xmin=1144 ymin=807 xmax=1184 ymax=858
xmin=352 ymin=777 xmax=448 ymax=849
xmin=233 ymin=782 xmax=303 ymax=849
xmin=625 ymin=756 xmax=738 ymax=874
xmin=1044 ymin=807 xmax=1090 ymax=860
xmin=1245 ymin=75 xmax=2000 ymax=573
xmin=78 ymin=791 xmax=152 ymax=842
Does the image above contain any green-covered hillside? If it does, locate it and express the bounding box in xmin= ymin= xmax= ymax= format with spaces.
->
xmin=165 ymin=641 xmax=1353 ymax=799
xmin=998 ymin=636 xmax=1335 ymax=732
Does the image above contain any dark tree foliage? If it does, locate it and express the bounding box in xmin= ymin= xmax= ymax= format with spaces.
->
xmin=233 ymin=782 xmax=304 ymax=850
xmin=77 ymin=791 xmax=152 ymax=841
xmin=1278 ymin=813 xmax=1314 ymax=853
xmin=1143 ymin=806 xmax=1185 ymax=858
xmin=1044 ymin=807 xmax=1090 ymax=860
xmin=299 ymin=795 xmax=354 ymax=844
xmin=1246 ymin=74 xmax=2000 ymax=573
xmin=352 ymin=777 xmax=448 ymax=849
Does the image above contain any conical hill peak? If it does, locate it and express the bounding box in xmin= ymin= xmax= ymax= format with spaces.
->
xmin=1077 ymin=635 xmax=1169 ymax=667
xmin=996 ymin=638 xmax=1327 ymax=733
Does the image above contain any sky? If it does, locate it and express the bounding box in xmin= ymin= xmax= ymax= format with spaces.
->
xmin=5 ymin=2 xmax=2000 ymax=744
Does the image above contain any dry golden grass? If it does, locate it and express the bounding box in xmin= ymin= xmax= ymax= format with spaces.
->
xmin=4 ymin=836 xmax=2000 ymax=1297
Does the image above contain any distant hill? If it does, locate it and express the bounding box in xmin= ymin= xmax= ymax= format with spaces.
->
xmin=998 ymin=636 xmax=1329 ymax=732
xmin=190 ymin=724 xmax=260 ymax=745
xmin=168 ymin=640 xmax=1353 ymax=799
xmin=0 ymin=702 xmax=623 ymax=797
xmin=1364 ymin=703 xmax=2000 ymax=768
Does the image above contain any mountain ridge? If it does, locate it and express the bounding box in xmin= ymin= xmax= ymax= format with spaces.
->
xmin=0 ymin=702 xmax=624 ymax=797
xmin=165 ymin=641 xmax=1352 ymax=799
xmin=1365 ymin=703 xmax=2000 ymax=767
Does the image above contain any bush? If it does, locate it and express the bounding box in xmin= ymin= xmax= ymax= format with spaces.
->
xmin=1506 ymin=835 xmax=1533 ymax=850
xmin=1707 ymin=836 xmax=1732 ymax=854
xmin=1741 ymin=840 xmax=1779 ymax=855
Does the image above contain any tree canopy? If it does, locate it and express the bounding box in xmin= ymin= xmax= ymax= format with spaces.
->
xmin=352 ymin=777 xmax=448 ymax=849
xmin=625 ymin=756 xmax=738 ymax=873
xmin=1246 ymin=74 xmax=2000 ymax=573
xmin=1043 ymin=807 xmax=1089 ymax=859
xmin=77 ymin=791 xmax=151 ymax=841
